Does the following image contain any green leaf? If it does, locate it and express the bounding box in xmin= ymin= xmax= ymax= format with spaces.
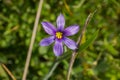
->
xmin=79 ymin=30 xmax=99 ymax=52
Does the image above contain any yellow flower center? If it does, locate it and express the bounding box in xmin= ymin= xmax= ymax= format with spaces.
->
xmin=56 ymin=32 xmax=63 ymax=39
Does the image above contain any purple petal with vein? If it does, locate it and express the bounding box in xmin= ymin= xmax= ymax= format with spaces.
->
xmin=41 ymin=22 xmax=56 ymax=35
xmin=40 ymin=36 xmax=54 ymax=46
xmin=64 ymin=25 xmax=79 ymax=36
xmin=56 ymin=14 xmax=65 ymax=31
xmin=53 ymin=40 xmax=63 ymax=56
xmin=63 ymin=37 xmax=77 ymax=50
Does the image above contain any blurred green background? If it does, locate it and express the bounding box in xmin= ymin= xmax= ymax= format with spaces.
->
xmin=0 ymin=0 xmax=120 ymax=80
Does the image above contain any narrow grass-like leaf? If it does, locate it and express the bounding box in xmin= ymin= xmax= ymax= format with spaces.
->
xmin=78 ymin=30 xmax=99 ymax=52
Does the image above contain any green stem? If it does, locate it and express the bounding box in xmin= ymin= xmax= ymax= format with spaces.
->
xmin=43 ymin=61 xmax=60 ymax=80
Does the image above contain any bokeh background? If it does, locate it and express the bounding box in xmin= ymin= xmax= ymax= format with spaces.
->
xmin=0 ymin=0 xmax=120 ymax=80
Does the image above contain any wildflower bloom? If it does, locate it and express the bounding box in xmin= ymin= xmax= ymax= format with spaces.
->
xmin=40 ymin=14 xmax=79 ymax=56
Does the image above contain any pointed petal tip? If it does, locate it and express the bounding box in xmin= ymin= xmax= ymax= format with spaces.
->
xmin=59 ymin=13 xmax=64 ymax=16
xmin=41 ymin=21 xmax=46 ymax=25
xmin=54 ymin=53 xmax=63 ymax=56
xmin=71 ymin=45 xmax=77 ymax=50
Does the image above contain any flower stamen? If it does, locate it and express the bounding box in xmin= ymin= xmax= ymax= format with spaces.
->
xmin=56 ymin=32 xmax=63 ymax=39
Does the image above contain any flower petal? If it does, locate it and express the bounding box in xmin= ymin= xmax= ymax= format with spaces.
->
xmin=57 ymin=14 xmax=65 ymax=31
xmin=63 ymin=37 xmax=77 ymax=50
xmin=64 ymin=25 xmax=79 ymax=36
xmin=53 ymin=40 xmax=63 ymax=56
xmin=40 ymin=36 xmax=54 ymax=46
xmin=41 ymin=22 xmax=56 ymax=35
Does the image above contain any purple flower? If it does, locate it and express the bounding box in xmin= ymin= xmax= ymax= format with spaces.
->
xmin=40 ymin=14 xmax=79 ymax=56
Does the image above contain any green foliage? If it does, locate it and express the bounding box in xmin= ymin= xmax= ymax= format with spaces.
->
xmin=79 ymin=30 xmax=99 ymax=52
xmin=0 ymin=0 xmax=120 ymax=80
